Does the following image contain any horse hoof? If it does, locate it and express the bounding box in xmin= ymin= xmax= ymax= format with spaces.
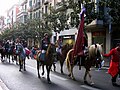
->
xmin=61 ymin=71 xmax=64 ymax=74
xmin=48 ymin=81 xmax=51 ymax=84
xmin=68 ymin=74 xmax=71 ymax=77
xmin=19 ymin=69 xmax=21 ymax=72
xmin=84 ymin=81 xmax=88 ymax=84
xmin=24 ymin=69 xmax=26 ymax=71
xmin=90 ymin=82 xmax=94 ymax=86
xmin=71 ymin=77 xmax=76 ymax=81
xmin=38 ymin=75 xmax=41 ymax=78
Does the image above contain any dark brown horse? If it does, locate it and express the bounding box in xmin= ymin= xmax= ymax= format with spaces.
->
xmin=56 ymin=43 xmax=73 ymax=74
xmin=65 ymin=44 xmax=103 ymax=85
xmin=36 ymin=43 xmax=56 ymax=84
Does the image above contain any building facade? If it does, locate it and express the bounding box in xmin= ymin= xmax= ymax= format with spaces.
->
xmin=6 ymin=4 xmax=20 ymax=28
xmin=17 ymin=0 xmax=28 ymax=23
xmin=3 ymin=0 xmax=119 ymax=53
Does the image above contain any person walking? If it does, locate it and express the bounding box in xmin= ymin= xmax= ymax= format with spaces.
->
xmin=103 ymin=43 xmax=120 ymax=86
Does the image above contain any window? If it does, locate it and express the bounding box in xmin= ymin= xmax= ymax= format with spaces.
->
xmin=29 ymin=0 xmax=32 ymax=7
xmin=45 ymin=6 xmax=48 ymax=14
xmin=30 ymin=13 xmax=32 ymax=19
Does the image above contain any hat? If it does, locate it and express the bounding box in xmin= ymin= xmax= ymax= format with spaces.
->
xmin=44 ymin=33 xmax=48 ymax=36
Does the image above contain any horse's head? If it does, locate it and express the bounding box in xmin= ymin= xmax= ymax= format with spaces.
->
xmin=46 ymin=43 xmax=56 ymax=54
xmin=62 ymin=44 xmax=73 ymax=53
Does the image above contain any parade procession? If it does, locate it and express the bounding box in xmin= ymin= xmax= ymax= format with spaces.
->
xmin=0 ymin=0 xmax=120 ymax=90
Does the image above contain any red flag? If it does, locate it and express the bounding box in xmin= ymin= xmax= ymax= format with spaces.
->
xmin=73 ymin=9 xmax=85 ymax=57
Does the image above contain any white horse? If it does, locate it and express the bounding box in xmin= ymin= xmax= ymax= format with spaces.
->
xmin=65 ymin=43 xmax=103 ymax=85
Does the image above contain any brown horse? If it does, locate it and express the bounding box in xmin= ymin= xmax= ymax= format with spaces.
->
xmin=65 ymin=44 xmax=103 ymax=85
xmin=36 ymin=43 xmax=56 ymax=84
xmin=56 ymin=43 xmax=73 ymax=74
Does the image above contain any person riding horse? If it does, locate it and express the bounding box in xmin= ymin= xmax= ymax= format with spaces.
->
xmin=40 ymin=33 xmax=50 ymax=61
xmin=56 ymin=37 xmax=63 ymax=55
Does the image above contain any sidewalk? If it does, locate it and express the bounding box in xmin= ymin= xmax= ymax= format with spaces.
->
xmin=0 ymin=79 xmax=9 ymax=90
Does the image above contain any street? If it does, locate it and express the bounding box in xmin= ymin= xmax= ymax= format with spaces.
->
xmin=0 ymin=58 xmax=120 ymax=90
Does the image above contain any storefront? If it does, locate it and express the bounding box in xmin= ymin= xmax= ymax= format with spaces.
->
xmin=111 ymin=29 xmax=120 ymax=48
xmin=53 ymin=35 xmax=75 ymax=45
xmin=92 ymin=31 xmax=106 ymax=52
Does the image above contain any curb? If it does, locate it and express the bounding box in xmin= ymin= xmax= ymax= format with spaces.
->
xmin=0 ymin=79 xmax=9 ymax=90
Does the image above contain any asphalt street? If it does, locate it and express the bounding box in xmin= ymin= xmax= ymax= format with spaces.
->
xmin=0 ymin=58 xmax=120 ymax=90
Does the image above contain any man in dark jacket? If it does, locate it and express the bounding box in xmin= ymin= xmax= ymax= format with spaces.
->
xmin=40 ymin=33 xmax=50 ymax=61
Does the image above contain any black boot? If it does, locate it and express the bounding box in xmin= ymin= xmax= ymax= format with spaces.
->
xmin=112 ymin=82 xmax=120 ymax=87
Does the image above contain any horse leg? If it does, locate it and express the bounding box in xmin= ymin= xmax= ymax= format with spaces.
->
xmin=1 ymin=53 xmax=4 ymax=62
xmin=88 ymin=71 xmax=94 ymax=85
xmin=53 ymin=63 xmax=56 ymax=72
xmin=23 ymin=59 xmax=26 ymax=71
xmin=84 ymin=70 xmax=89 ymax=84
xmin=46 ymin=65 xmax=52 ymax=84
xmin=70 ymin=65 xmax=75 ymax=80
xmin=14 ymin=55 xmax=18 ymax=65
xmin=8 ymin=54 xmax=11 ymax=63
xmin=12 ymin=54 xmax=14 ymax=62
xmin=60 ymin=61 xmax=64 ymax=74
xmin=19 ymin=59 xmax=22 ymax=71
xmin=42 ymin=64 xmax=45 ymax=76
xmin=37 ymin=60 xmax=40 ymax=78
xmin=66 ymin=59 xmax=71 ymax=77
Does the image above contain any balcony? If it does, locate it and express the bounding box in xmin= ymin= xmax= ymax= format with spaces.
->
xmin=86 ymin=19 xmax=104 ymax=31
xmin=44 ymin=0 xmax=49 ymax=5
xmin=17 ymin=9 xmax=28 ymax=18
xmin=21 ymin=0 xmax=27 ymax=6
xmin=33 ymin=2 xmax=41 ymax=11
xmin=27 ymin=7 xmax=33 ymax=12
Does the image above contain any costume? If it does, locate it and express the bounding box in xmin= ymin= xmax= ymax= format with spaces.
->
xmin=103 ymin=47 xmax=120 ymax=84
xmin=40 ymin=36 xmax=50 ymax=61
xmin=41 ymin=37 xmax=50 ymax=51
xmin=56 ymin=39 xmax=63 ymax=54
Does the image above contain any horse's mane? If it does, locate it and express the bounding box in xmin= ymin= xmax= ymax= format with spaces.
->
xmin=88 ymin=44 xmax=103 ymax=58
xmin=46 ymin=43 xmax=56 ymax=55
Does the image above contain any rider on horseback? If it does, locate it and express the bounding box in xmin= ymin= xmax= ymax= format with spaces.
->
xmin=56 ymin=37 xmax=63 ymax=55
xmin=40 ymin=33 xmax=50 ymax=61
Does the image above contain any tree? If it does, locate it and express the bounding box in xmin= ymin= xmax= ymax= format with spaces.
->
xmin=105 ymin=0 xmax=120 ymax=24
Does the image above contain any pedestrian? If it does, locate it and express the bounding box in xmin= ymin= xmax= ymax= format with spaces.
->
xmin=103 ymin=43 xmax=120 ymax=86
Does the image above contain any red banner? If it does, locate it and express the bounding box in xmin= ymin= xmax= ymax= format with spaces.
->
xmin=73 ymin=11 xmax=85 ymax=57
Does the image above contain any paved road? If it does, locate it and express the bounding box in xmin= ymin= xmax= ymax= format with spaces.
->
xmin=0 ymin=58 xmax=120 ymax=90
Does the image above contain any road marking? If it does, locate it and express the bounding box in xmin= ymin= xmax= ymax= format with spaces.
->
xmin=0 ymin=79 xmax=9 ymax=90
xmin=81 ymin=85 xmax=101 ymax=90
xmin=51 ymin=74 xmax=68 ymax=81
xmin=0 ymin=86 xmax=2 ymax=90
xmin=26 ymin=65 xmax=68 ymax=81
xmin=26 ymin=65 xmax=36 ymax=71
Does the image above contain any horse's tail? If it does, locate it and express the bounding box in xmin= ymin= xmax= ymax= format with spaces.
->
xmin=65 ymin=49 xmax=74 ymax=72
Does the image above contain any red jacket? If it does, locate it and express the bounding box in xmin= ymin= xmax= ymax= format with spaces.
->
xmin=104 ymin=48 xmax=120 ymax=77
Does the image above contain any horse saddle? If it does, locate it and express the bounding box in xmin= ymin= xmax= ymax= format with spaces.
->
xmin=39 ymin=50 xmax=46 ymax=61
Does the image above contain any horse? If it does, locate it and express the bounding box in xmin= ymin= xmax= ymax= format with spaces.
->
xmin=35 ymin=43 xmax=56 ymax=84
xmin=15 ymin=44 xmax=30 ymax=71
xmin=5 ymin=43 xmax=15 ymax=63
xmin=65 ymin=43 xmax=103 ymax=85
xmin=0 ymin=47 xmax=6 ymax=62
xmin=56 ymin=43 xmax=73 ymax=74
